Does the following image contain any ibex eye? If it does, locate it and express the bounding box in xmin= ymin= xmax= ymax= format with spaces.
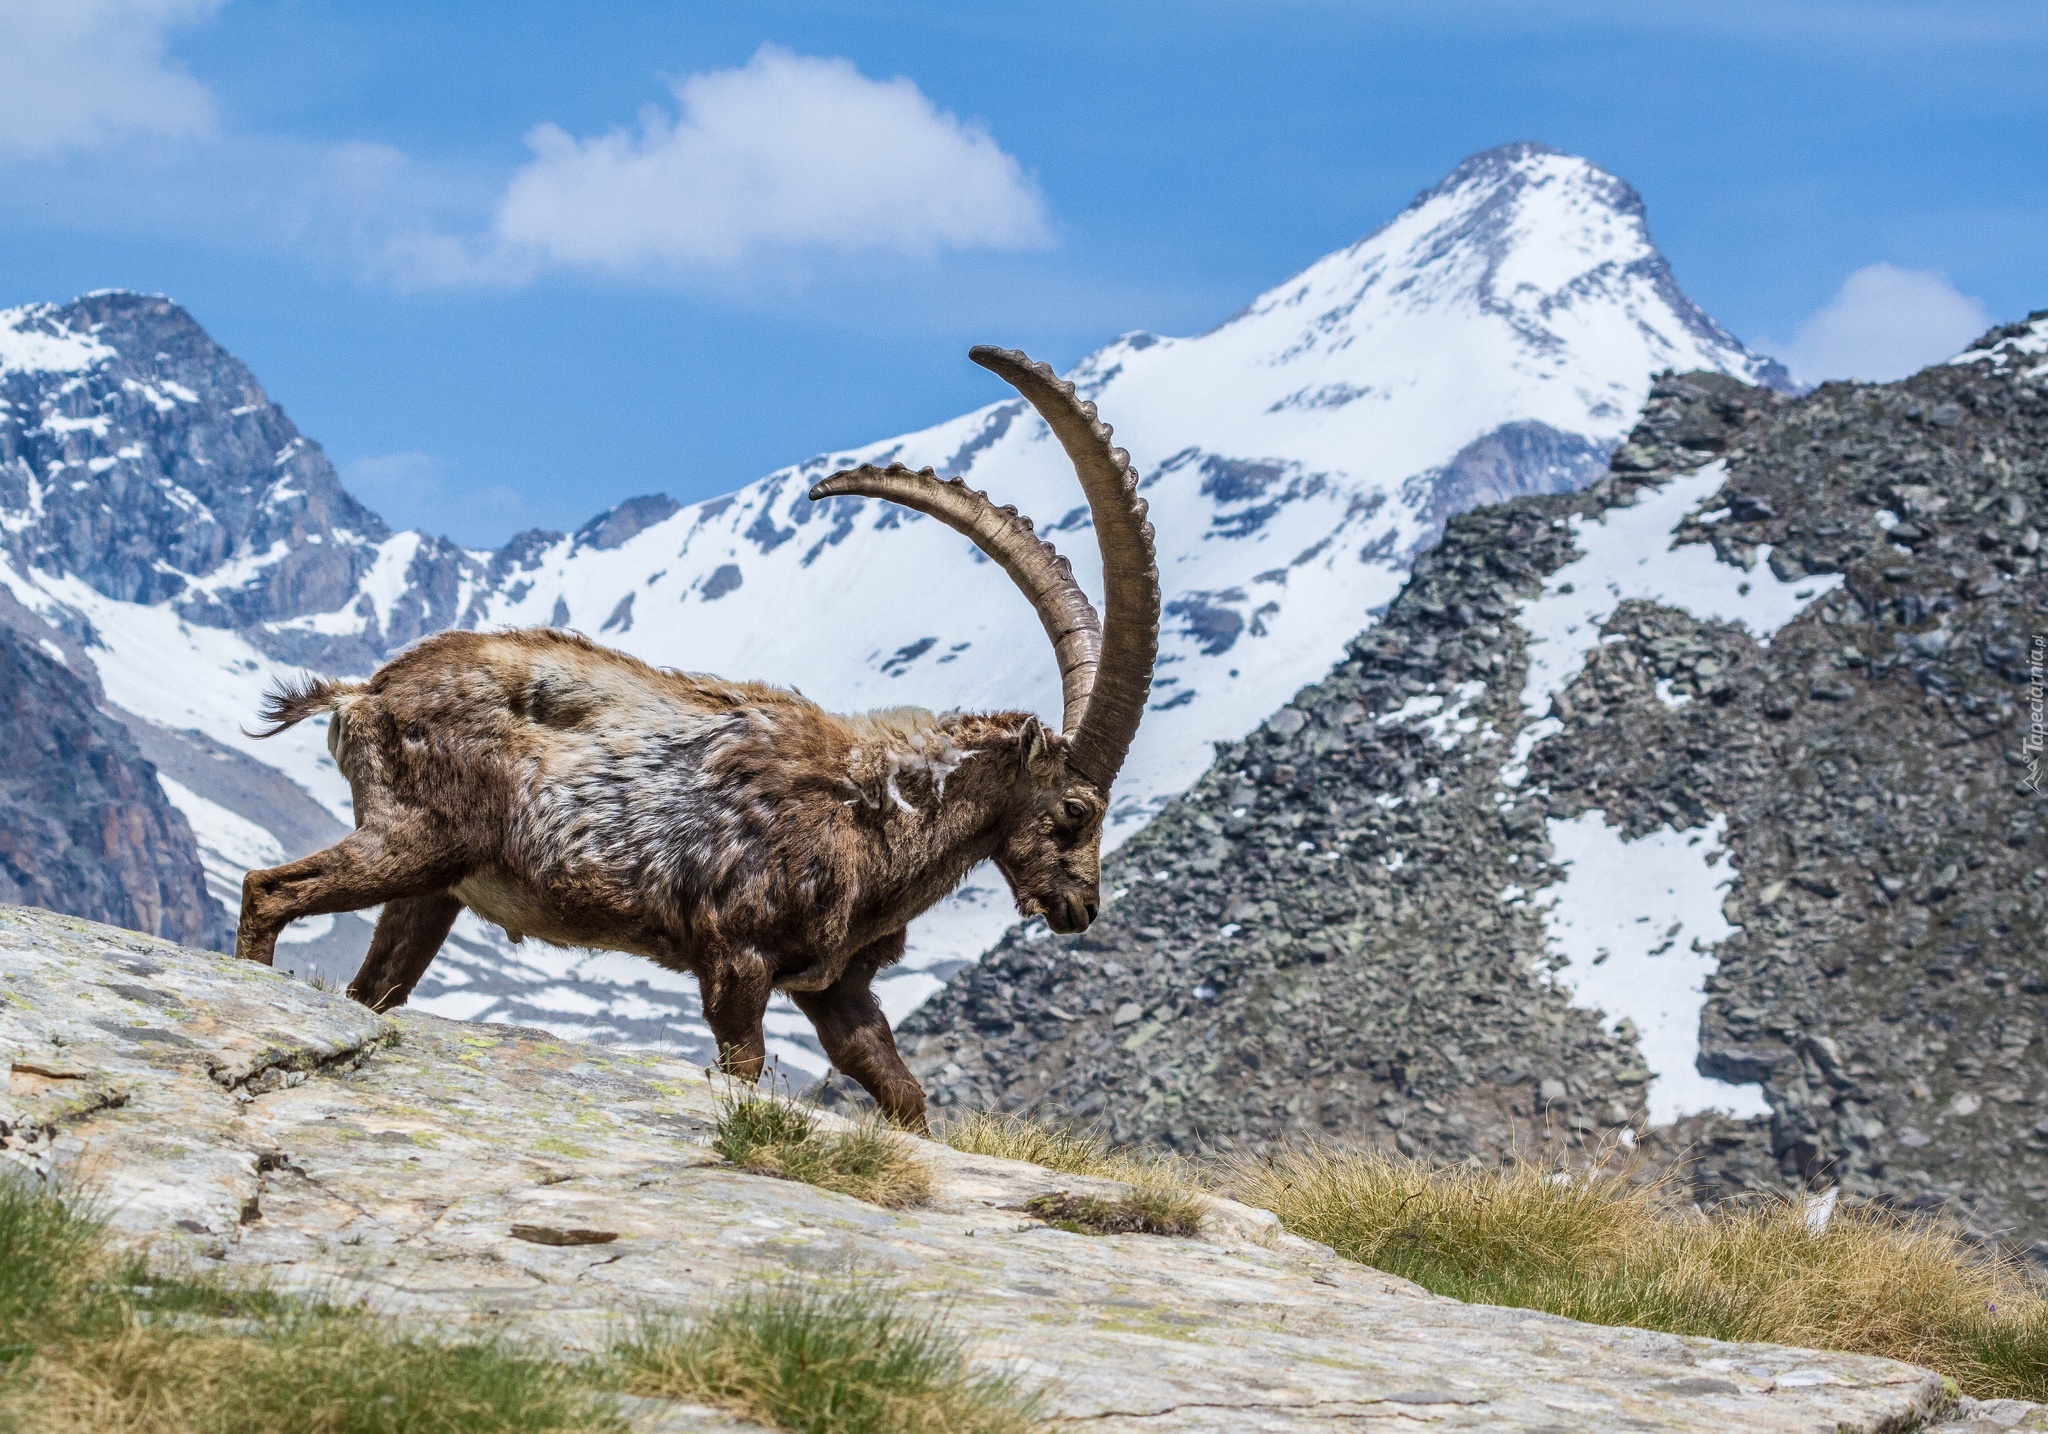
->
xmin=1062 ymin=799 xmax=1088 ymax=822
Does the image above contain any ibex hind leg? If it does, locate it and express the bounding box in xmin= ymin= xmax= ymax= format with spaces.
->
xmin=791 ymin=935 xmax=929 ymax=1134
xmin=348 ymin=892 xmax=464 ymax=1012
xmin=236 ymin=828 xmax=463 ymax=968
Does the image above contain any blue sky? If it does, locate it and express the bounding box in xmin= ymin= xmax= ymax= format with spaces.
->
xmin=1 ymin=1 xmax=2041 ymax=546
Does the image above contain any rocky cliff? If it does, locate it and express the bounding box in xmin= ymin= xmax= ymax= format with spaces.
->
xmin=899 ymin=316 xmax=2048 ymax=1254
xmin=0 ymin=626 xmax=224 ymax=949
xmin=0 ymin=904 xmax=1977 ymax=1433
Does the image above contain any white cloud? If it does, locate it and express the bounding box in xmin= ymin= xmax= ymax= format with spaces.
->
xmin=406 ymin=46 xmax=1051 ymax=284
xmin=0 ymin=0 xmax=221 ymax=156
xmin=1763 ymin=263 xmax=1992 ymax=384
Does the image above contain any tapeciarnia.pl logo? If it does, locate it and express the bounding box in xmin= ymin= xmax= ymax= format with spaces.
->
xmin=2025 ymin=634 xmax=2045 ymax=795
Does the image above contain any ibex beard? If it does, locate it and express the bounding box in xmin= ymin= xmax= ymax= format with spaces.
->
xmin=235 ymin=346 xmax=1161 ymax=1136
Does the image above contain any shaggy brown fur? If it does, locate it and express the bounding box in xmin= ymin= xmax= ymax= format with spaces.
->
xmin=238 ymin=629 xmax=1108 ymax=1131
xmin=236 ymin=344 xmax=1157 ymax=1132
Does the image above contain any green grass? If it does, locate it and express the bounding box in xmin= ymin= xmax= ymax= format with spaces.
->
xmin=0 ymin=1179 xmax=616 ymax=1434
xmin=614 ymin=1282 xmax=1043 ymax=1434
xmin=1019 ymin=1190 xmax=1203 ymax=1239
xmin=714 ymin=1088 xmax=933 ymax=1208
xmin=0 ymin=1180 xmax=1046 ymax=1433
xmin=1224 ymin=1144 xmax=2048 ymax=1402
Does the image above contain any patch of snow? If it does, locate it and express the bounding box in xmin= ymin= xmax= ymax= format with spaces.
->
xmin=521 ymin=987 xmax=609 ymax=1018
xmin=157 ymin=774 xmax=285 ymax=871
xmin=40 ymin=411 xmax=111 ymax=438
xmin=1950 ymin=314 xmax=2048 ymax=379
xmin=1514 ymin=462 xmax=1842 ymax=720
xmin=276 ymin=913 xmax=335 ymax=945
xmin=411 ymin=990 xmax=501 ymax=1022
xmin=355 ymin=532 xmax=422 ymax=629
xmin=1377 ymin=692 xmax=1447 ymax=726
xmin=1416 ymin=679 xmax=1488 ymax=750
xmin=0 ymin=305 xmax=116 ymax=376
xmin=1653 ymin=678 xmax=1692 ymax=709
xmin=155 ymin=772 xmax=301 ymax=921
xmin=1533 ymin=809 xmax=1768 ymax=1124
xmin=764 ymin=1038 xmax=829 ymax=1079
xmin=180 ymin=539 xmax=295 ymax=600
xmin=1500 ymin=716 xmax=1562 ymax=788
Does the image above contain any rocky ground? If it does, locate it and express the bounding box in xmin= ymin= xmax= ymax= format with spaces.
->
xmin=898 ymin=321 xmax=2048 ymax=1254
xmin=1 ymin=904 xmax=2006 ymax=1432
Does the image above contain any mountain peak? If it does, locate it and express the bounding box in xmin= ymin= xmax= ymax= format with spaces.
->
xmin=1293 ymin=142 xmax=1794 ymax=394
xmin=1411 ymin=139 xmax=1608 ymax=205
xmin=0 ymin=290 xmax=393 ymax=632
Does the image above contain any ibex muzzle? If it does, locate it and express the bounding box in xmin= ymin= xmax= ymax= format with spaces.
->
xmin=235 ymin=347 xmax=1160 ymax=1134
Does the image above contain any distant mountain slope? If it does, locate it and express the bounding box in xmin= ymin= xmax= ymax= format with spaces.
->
xmin=0 ymin=623 xmax=223 ymax=948
xmin=0 ymin=142 xmax=1788 ymax=1067
xmin=899 ymin=319 xmax=2048 ymax=1253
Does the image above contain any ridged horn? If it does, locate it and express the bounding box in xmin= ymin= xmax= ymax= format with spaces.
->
xmin=969 ymin=345 xmax=1160 ymax=791
xmin=807 ymin=463 xmax=1103 ymax=732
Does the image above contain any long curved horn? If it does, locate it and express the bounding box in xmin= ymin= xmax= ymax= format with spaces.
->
xmin=808 ymin=463 xmax=1103 ymax=732
xmin=969 ymin=346 xmax=1159 ymax=791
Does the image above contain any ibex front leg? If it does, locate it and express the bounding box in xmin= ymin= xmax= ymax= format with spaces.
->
xmin=791 ymin=932 xmax=929 ymax=1134
xmin=698 ymin=946 xmax=776 ymax=1084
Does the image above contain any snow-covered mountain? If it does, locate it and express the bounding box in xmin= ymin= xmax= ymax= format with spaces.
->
xmin=0 ymin=142 xmax=1789 ymax=1072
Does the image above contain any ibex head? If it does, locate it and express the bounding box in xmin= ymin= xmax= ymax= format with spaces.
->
xmin=991 ymin=716 xmax=1105 ymax=933
xmin=810 ymin=345 xmax=1161 ymax=935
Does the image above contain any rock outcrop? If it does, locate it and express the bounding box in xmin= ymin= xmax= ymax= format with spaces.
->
xmin=0 ymin=627 xmax=225 ymax=949
xmin=0 ymin=905 xmax=1972 ymax=1432
xmin=899 ymin=320 xmax=2048 ymax=1252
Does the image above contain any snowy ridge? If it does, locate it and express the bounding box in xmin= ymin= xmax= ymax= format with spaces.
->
xmin=1952 ymin=310 xmax=2048 ymax=380
xmin=0 ymin=143 xmax=1788 ymax=1068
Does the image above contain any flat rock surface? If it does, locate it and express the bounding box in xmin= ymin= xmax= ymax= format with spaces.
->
xmin=0 ymin=906 xmax=1963 ymax=1431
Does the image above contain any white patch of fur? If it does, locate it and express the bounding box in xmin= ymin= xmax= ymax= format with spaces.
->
xmin=842 ymin=714 xmax=981 ymax=814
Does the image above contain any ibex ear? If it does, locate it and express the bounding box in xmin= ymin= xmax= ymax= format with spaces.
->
xmin=1018 ymin=716 xmax=1063 ymax=781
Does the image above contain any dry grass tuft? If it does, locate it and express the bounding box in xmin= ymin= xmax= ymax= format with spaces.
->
xmin=715 ymin=1088 xmax=933 ymax=1208
xmin=1019 ymin=1189 xmax=1203 ymax=1239
xmin=1225 ymin=1144 xmax=2048 ymax=1401
xmin=615 ymin=1281 xmax=1044 ymax=1434
xmin=939 ymin=1111 xmax=1192 ymax=1189
xmin=942 ymin=1112 xmax=1208 ymax=1238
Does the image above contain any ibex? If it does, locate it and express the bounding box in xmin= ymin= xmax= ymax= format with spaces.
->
xmin=235 ymin=347 xmax=1159 ymax=1133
